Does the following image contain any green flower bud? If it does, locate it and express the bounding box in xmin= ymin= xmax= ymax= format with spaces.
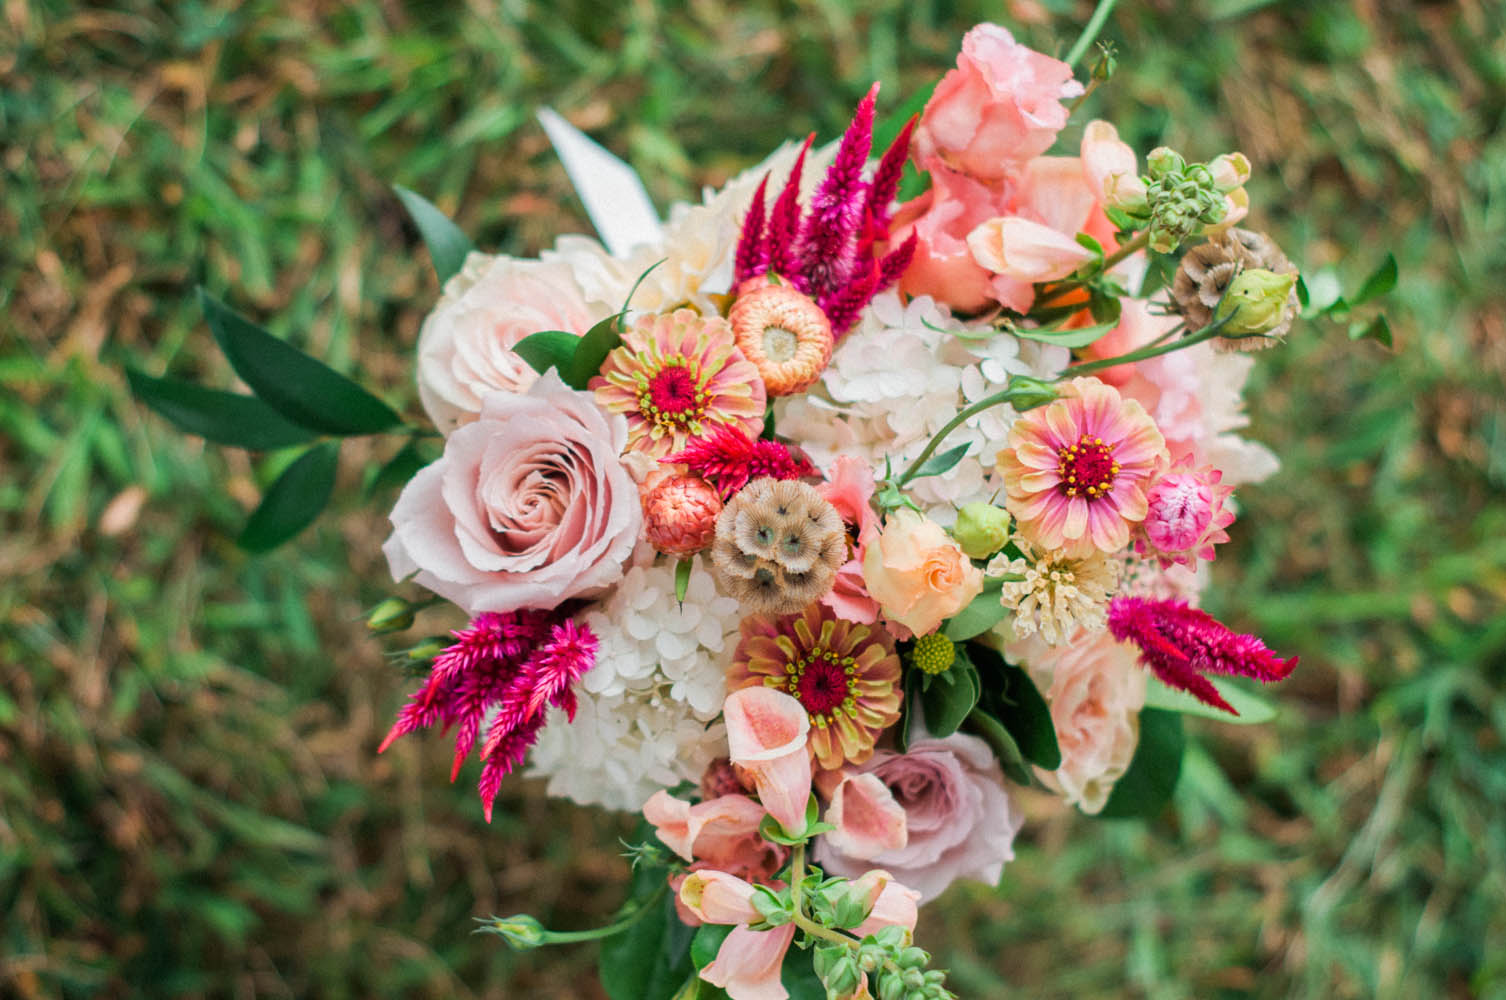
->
xmin=406 ymin=637 xmax=446 ymax=662
xmin=1145 ymin=146 xmax=1186 ymax=179
xmin=484 ymin=914 xmax=547 ymax=950
xmin=367 ymin=596 xmax=415 ymax=633
xmin=1214 ymin=268 xmax=1297 ymax=335
xmin=952 ymin=503 xmax=1012 ymax=559
xmin=823 ymin=955 xmax=862 ymax=997
xmin=1208 ymin=151 xmax=1251 ymax=192
xmin=1005 ymin=375 xmax=1058 ymax=412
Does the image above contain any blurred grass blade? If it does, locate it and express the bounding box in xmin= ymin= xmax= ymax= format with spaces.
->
xmin=126 ymin=368 xmax=318 ymax=450
xmin=238 ymin=442 xmax=339 ymax=552
xmin=394 ymin=184 xmax=475 ymax=285
xmin=200 ymin=290 xmax=401 ymax=436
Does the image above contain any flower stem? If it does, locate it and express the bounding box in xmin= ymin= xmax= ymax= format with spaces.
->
xmin=482 ymin=884 xmax=667 ymax=946
xmin=1060 ymin=315 xmax=1232 ymax=377
xmin=788 ymin=843 xmax=859 ymax=947
xmin=1066 ymin=0 xmax=1121 ymax=68
xmin=895 ymin=387 xmax=1025 ymax=487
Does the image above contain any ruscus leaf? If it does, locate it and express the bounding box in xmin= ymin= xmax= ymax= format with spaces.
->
xmin=565 ymin=313 xmax=626 ymax=390
xmin=126 ymin=368 xmax=316 ymax=450
xmin=920 ymin=653 xmax=981 ymax=738
xmin=910 ymin=442 xmax=971 ymax=481
xmin=1353 ymin=253 xmax=1398 ymax=305
xmin=513 ymin=330 xmax=582 ymax=377
xmin=237 ymin=442 xmax=339 ymax=552
xmin=394 ymin=184 xmax=475 ymax=285
xmin=1095 ymin=708 xmax=1186 ymax=819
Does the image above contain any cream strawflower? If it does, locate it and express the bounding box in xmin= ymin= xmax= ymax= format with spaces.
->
xmin=990 ymin=539 xmax=1121 ymax=645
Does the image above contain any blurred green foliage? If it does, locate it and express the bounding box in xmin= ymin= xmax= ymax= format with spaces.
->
xmin=3 ymin=0 xmax=1504 ymax=997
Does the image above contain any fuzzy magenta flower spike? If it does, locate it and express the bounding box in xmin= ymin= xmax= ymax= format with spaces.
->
xmin=1107 ymin=597 xmax=1297 ymax=714
xmin=662 ymin=423 xmax=815 ymax=500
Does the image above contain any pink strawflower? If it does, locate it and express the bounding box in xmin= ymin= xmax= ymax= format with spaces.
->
xmin=1106 ymin=597 xmax=1298 ymax=714
xmin=997 ymin=376 xmax=1170 ymax=558
xmin=590 ymin=309 xmax=766 ymax=458
xmin=378 ymin=611 xmax=597 ymax=821
xmin=663 ymin=423 xmax=815 ymax=501
xmin=1135 ymin=464 xmax=1236 ymax=568
xmin=642 ymin=473 xmax=723 ymax=556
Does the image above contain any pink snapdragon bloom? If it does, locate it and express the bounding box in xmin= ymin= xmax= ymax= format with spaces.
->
xmin=823 ymin=772 xmax=908 ymax=860
xmin=1080 ymin=120 xmax=1148 ymax=214
xmin=379 ymin=612 xmax=596 ymax=821
xmin=1136 ymin=464 xmax=1236 ymax=568
xmin=1107 ymin=597 xmax=1298 ymax=713
xmin=915 ymin=23 xmax=1082 ymax=179
xmin=699 ymin=924 xmax=797 ymax=1000
xmin=996 ymin=376 xmax=1169 ymax=557
xmin=849 ymin=870 xmax=923 ymax=939
xmin=723 ymin=687 xmax=813 ymax=834
xmin=679 ymin=870 xmax=765 ymax=925
xmin=889 ymin=161 xmax=1009 ymax=312
xmin=644 ymin=791 xmax=786 ymax=884
xmin=818 ymin=455 xmax=882 ymax=624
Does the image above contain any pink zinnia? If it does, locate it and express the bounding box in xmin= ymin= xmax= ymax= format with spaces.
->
xmin=996 ymin=376 xmax=1169 ymax=557
xmin=590 ymin=309 xmax=766 ymax=458
xmin=378 ymin=611 xmax=597 ymax=820
xmin=1107 ymin=596 xmax=1297 ymax=714
xmin=1135 ymin=463 xmax=1236 ymax=568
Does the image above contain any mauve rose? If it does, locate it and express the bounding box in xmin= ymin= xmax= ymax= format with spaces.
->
xmin=416 ymin=253 xmax=597 ymax=434
xmin=914 ymin=23 xmax=1083 ymax=181
xmin=383 ymin=371 xmax=641 ymax=614
xmin=814 ymin=729 xmax=1023 ymax=902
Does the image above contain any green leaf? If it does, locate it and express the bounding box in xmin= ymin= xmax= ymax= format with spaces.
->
xmin=1088 ymin=293 xmax=1122 ymax=326
xmin=126 ymin=368 xmax=316 ymax=450
xmin=963 ymin=707 xmax=1033 ymax=786
xmin=1348 ymin=314 xmax=1393 ymax=348
xmin=909 ymin=442 xmax=971 ymax=481
xmin=201 ymin=290 xmax=401 ymax=436
xmin=513 ymin=330 xmax=582 ymax=377
xmin=971 ymin=644 xmax=1061 ymax=769
xmin=920 ymin=653 xmax=981 ymax=738
xmin=1352 ymin=252 xmax=1397 ymax=305
xmin=237 ymin=442 xmax=339 ymax=552
xmin=1013 ymin=318 xmax=1119 ymax=349
xmin=691 ymin=924 xmax=733 ymax=970
xmin=674 ymin=558 xmax=693 ymax=604
xmin=1142 ymin=676 xmax=1278 ymax=724
xmin=780 ymin=948 xmax=827 ymax=1000
xmin=365 ymin=438 xmax=434 ymax=497
xmin=601 ymin=869 xmax=697 ymax=1000
xmin=394 ymin=184 xmax=475 ymax=285
xmin=565 ymin=313 xmax=626 ymax=390
xmin=1095 ymin=708 xmax=1186 ymax=819
xmin=942 ymin=586 xmax=1008 ymax=642
xmin=1074 ymin=232 xmax=1105 ymax=257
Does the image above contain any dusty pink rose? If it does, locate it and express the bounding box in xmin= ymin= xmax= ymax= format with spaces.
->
xmin=1016 ymin=631 xmax=1146 ymax=814
xmin=818 ymin=456 xmax=882 ymax=624
xmin=862 ymin=509 xmax=984 ymax=637
xmin=416 ymin=254 xmax=597 ymax=434
xmin=723 ymin=687 xmax=812 ymax=835
xmin=914 ymin=23 xmax=1083 ymax=181
xmin=890 ymin=160 xmax=1010 ymax=313
xmin=383 ymin=371 xmax=640 ymax=615
xmin=814 ymin=730 xmax=1023 ymax=902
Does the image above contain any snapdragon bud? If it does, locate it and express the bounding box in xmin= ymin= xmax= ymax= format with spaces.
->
xmin=1215 ymin=268 xmax=1297 ymax=335
xmin=1208 ymin=152 xmax=1251 ymax=192
xmin=367 ymin=596 xmax=415 ymax=633
xmin=952 ymin=503 xmax=1011 ymax=559
xmin=1006 ymin=375 xmax=1058 ymax=412
xmin=1145 ymin=147 xmax=1186 ymax=179
xmin=485 ymin=914 xmax=546 ymax=950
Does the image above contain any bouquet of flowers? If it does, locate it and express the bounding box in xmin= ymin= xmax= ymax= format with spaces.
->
xmin=128 ymin=17 xmax=1393 ymax=1000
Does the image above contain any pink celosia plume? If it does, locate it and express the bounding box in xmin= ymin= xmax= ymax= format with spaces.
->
xmin=662 ymin=424 xmax=815 ymax=500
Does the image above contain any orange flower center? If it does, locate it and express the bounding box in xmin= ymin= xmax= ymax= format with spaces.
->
xmin=1057 ymin=434 xmax=1120 ymax=499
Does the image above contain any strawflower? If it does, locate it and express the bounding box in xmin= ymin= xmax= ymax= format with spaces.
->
xmin=1135 ymin=463 xmax=1235 ymax=568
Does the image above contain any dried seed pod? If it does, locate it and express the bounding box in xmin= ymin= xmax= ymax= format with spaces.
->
xmin=710 ymin=477 xmax=846 ymax=613
xmin=1171 ymin=228 xmax=1297 ymax=349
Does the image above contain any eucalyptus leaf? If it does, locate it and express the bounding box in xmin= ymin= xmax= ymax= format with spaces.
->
xmin=1095 ymin=708 xmax=1186 ymax=819
xmin=237 ymin=442 xmax=339 ymax=552
xmin=394 ymin=184 xmax=475 ymax=285
xmin=514 ymin=330 xmax=582 ymax=377
xmin=126 ymin=368 xmax=316 ymax=450
xmin=201 ymin=290 xmax=401 ymax=436
xmin=1143 ymin=676 xmax=1278 ymax=724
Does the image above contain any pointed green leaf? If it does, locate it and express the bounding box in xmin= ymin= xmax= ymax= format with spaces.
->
xmin=942 ymin=579 xmax=1007 ymax=641
xmin=1074 ymin=231 xmax=1105 ymax=257
xmin=691 ymin=924 xmax=734 ymax=970
xmin=1013 ymin=318 xmax=1119 ymax=349
xmin=564 ymin=313 xmax=625 ymax=390
xmin=1352 ymin=253 xmax=1397 ymax=305
xmin=237 ymin=442 xmax=339 ymax=552
xmin=674 ymin=558 xmax=693 ymax=604
xmin=963 ymin=707 xmax=1033 ymax=786
xmin=394 ymin=184 xmax=475 ymax=285
xmin=971 ymin=644 xmax=1060 ymax=769
xmin=1142 ymin=676 xmax=1278 ymax=724
xmin=201 ymin=290 xmax=401 ymax=436
xmin=910 ymin=442 xmax=971 ymax=481
xmin=1095 ymin=708 xmax=1185 ymax=819
xmin=920 ymin=653 xmax=980 ymax=738
xmin=126 ymin=368 xmax=316 ymax=450
xmin=513 ymin=330 xmax=582 ymax=377
xmin=1347 ymin=314 xmax=1393 ymax=348
xmin=365 ymin=438 xmax=435 ymax=497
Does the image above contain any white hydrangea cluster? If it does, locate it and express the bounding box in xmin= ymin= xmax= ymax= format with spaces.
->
xmin=526 ymin=556 xmax=742 ymax=809
xmin=775 ymin=290 xmax=1070 ymax=525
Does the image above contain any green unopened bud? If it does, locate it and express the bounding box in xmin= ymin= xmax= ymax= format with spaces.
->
xmin=1145 ymin=146 xmax=1186 ymax=179
xmin=823 ymin=955 xmax=863 ymax=997
xmin=953 ymin=503 xmax=1011 ymax=559
xmin=879 ymin=975 xmax=907 ymax=1000
xmin=367 ymin=597 xmax=415 ymax=633
xmin=406 ymin=637 xmax=446 ymax=662
xmin=1090 ymin=42 xmax=1117 ymax=83
xmin=1214 ymin=268 xmax=1296 ymax=335
xmin=1005 ymin=375 xmax=1057 ymax=412
xmin=483 ymin=914 xmax=547 ymax=950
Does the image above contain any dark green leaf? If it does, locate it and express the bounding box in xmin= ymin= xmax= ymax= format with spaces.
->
xmin=762 ymin=407 xmax=777 ymax=440
xmin=601 ymin=874 xmax=696 ymax=1000
xmin=971 ymin=644 xmax=1061 ymax=769
xmin=1143 ymin=677 xmax=1278 ymax=724
xmin=201 ymin=290 xmax=401 ymax=436
xmin=126 ymin=368 xmax=316 ymax=450
xmin=1088 ymin=293 xmax=1122 ymax=326
xmin=963 ymin=707 xmax=1033 ymax=786
xmin=365 ymin=438 xmax=435 ymax=497
xmin=565 ymin=313 xmax=626 ymax=390
xmin=237 ymin=442 xmax=339 ymax=552
xmin=1013 ymin=318 xmax=1119 ymax=349
xmin=1352 ymin=253 xmax=1397 ymax=305
xmin=1294 ymin=274 xmax=1310 ymax=308
xmin=691 ymin=924 xmax=734 ymax=970
xmin=1095 ymin=708 xmax=1186 ymax=819
xmin=1348 ymin=314 xmax=1393 ymax=348
xmin=780 ymin=948 xmax=827 ymax=1000
xmin=909 ymin=442 xmax=970 ymax=481
xmin=394 ymin=184 xmax=475 ymax=285
xmin=920 ymin=654 xmax=980 ymax=738
xmin=513 ymin=330 xmax=582 ymax=377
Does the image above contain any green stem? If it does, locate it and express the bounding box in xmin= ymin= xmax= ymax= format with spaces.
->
xmin=788 ymin=843 xmax=858 ymax=947
xmin=1028 ymin=232 xmax=1152 ymax=312
xmin=487 ymin=884 xmax=667 ymax=945
xmin=1065 ymin=0 xmax=1121 ymax=67
xmin=896 ymin=387 xmax=1025 ymax=487
xmin=1061 ymin=316 xmax=1231 ymax=377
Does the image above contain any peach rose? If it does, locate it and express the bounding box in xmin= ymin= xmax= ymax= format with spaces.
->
xmin=382 ymin=371 xmax=640 ymax=615
xmin=416 ymin=254 xmax=597 ymax=434
xmin=914 ymin=23 xmax=1083 ymax=181
xmin=861 ymin=509 xmax=984 ymax=637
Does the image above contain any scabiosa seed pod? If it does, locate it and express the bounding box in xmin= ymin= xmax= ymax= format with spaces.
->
xmin=642 ymin=473 xmax=724 ymax=556
xmin=710 ymin=477 xmax=847 ymax=614
xmin=1171 ymin=228 xmax=1298 ymax=349
xmin=729 ymin=284 xmax=835 ymax=396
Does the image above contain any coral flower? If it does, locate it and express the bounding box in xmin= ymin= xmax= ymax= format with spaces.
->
xmin=729 ymin=283 xmax=835 ymax=396
xmin=1135 ymin=463 xmax=1236 ymax=568
xmin=728 ymin=603 xmax=902 ymax=771
xmin=642 ymin=473 xmax=723 ymax=556
xmin=591 ymin=308 xmax=766 ymax=458
xmin=997 ymin=376 xmax=1169 ymax=557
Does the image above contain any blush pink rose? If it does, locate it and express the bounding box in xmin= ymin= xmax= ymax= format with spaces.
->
xmin=914 ymin=23 xmax=1083 ymax=181
xmin=890 ymin=160 xmax=1012 ymax=313
xmin=383 ymin=371 xmax=641 ymax=615
xmin=813 ymin=730 xmax=1023 ymax=902
xmin=862 ymin=509 xmax=984 ymax=638
xmin=416 ymin=254 xmax=597 ymax=434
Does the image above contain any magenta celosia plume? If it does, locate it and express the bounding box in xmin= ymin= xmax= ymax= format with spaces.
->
xmin=662 ymin=423 xmax=815 ymax=500
xmin=732 ymin=83 xmax=918 ymax=334
xmin=379 ymin=610 xmax=597 ymax=820
xmin=1106 ymin=597 xmax=1297 ymax=714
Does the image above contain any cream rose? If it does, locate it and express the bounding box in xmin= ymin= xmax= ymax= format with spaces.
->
xmin=383 ymin=371 xmax=641 ymax=614
xmin=416 ymin=253 xmax=598 ymax=434
xmin=862 ymin=509 xmax=984 ymax=636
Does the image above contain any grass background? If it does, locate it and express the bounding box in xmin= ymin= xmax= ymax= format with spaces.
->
xmin=3 ymin=0 xmax=1504 ymax=997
